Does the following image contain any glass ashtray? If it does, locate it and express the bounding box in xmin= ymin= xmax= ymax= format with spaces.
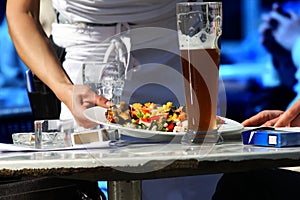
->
xmin=12 ymin=132 xmax=68 ymax=148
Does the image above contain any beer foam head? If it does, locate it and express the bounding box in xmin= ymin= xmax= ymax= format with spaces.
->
xmin=176 ymin=2 xmax=222 ymax=50
xmin=178 ymin=30 xmax=218 ymax=50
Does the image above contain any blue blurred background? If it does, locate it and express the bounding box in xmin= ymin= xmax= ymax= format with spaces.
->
xmin=220 ymin=0 xmax=300 ymax=121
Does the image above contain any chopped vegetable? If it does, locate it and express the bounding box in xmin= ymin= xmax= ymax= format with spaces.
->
xmin=105 ymin=101 xmax=187 ymax=132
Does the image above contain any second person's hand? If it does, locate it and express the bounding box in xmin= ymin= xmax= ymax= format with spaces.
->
xmin=242 ymin=110 xmax=284 ymax=127
xmin=274 ymin=99 xmax=300 ymax=127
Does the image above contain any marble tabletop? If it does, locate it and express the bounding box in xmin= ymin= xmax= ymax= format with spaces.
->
xmin=1 ymin=133 xmax=300 ymax=181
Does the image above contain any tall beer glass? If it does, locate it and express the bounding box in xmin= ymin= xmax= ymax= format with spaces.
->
xmin=176 ymin=2 xmax=222 ymax=144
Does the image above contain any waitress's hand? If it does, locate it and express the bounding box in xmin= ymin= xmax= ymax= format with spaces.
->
xmin=68 ymin=85 xmax=112 ymax=128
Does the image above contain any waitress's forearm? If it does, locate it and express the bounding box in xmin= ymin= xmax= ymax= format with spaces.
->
xmin=6 ymin=0 xmax=73 ymax=108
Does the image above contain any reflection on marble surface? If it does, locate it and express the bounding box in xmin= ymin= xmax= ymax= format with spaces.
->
xmin=1 ymin=140 xmax=300 ymax=171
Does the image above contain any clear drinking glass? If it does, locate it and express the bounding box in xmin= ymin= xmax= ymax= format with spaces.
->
xmin=82 ymin=61 xmax=125 ymax=141
xmin=82 ymin=61 xmax=125 ymax=105
xmin=176 ymin=2 xmax=223 ymax=145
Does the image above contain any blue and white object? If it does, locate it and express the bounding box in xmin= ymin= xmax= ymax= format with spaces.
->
xmin=242 ymin=127 xmax=300 ymax=147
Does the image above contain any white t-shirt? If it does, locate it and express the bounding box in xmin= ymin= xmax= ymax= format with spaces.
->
xmin=52 ymin=0 xmax=177 ymax=25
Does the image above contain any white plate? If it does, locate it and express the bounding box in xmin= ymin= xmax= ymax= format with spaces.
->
xmin=84 ymin=106 xmax=244 ymax=142
xmin=218 ymin=118 xmax=244 ymax=133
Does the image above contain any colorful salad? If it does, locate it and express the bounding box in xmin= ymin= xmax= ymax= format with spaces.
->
xmin=105 ymin=101 xmax=226 ymax=133
xmin=105 ymin=101 xmax=187 ymax=132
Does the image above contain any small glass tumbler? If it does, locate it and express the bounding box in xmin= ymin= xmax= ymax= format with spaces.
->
xmin=34 ymin=119 xmax=74 ymax=149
